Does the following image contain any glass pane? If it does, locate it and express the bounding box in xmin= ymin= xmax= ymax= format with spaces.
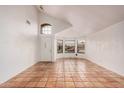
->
xmin=42 ymin=27 xmax=45 ymax=31
xmin=45 ymin=31 xmax=47 ymax=34
xmin=41 ymin=25 xmax=52 ymax=35
xmin=44 ymin=26 xmax=47 ymax=30
xmin=42 ymin=30 xmax=44 ymax=34
xmin=47 ymin=26 xmax=51 ymax=30
xmin=48 ymin=30 xmax=51 ymax=34
xmin=57 ymin=40 xmax=63 ymax=53
xmin=77 ymin=40 xmax=85 ymax=53
xmin=65 ymin=40 xmax=75 ymax=53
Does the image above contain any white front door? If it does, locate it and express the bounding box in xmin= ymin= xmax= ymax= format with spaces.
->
xmin=41 ymin=37 xmax=52 ymax=61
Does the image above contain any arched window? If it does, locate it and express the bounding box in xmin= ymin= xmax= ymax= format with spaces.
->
xmin=40 ymin=23 xmax=52 ymax=34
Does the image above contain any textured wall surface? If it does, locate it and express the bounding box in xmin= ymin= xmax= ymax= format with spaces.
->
xmin=0 ymin=6 xmax=38 ymax=83
xmin=86 ymin=21 xmax=124 ymax=76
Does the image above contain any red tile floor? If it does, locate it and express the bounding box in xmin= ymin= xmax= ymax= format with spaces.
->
xmin=0 ymin=58 xmax=124 ymax=88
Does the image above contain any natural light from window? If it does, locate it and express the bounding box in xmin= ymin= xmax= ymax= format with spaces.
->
xmin=41 ymin=24 xmax=52 ymax=34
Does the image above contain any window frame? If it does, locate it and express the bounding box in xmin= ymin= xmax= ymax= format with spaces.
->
xmin=57 ymin=39 xmax=63 ymax=54
xmin=40 ymin=23 xmax=52 ymax=35
xmin=64 ymin=40 xmax=75 ymax=53
xmin=77 ymin=40 xmax=85 ymax=54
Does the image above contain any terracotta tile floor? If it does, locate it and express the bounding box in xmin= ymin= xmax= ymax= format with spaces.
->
xmin=0 ymin=58 xmax=124 ymax=88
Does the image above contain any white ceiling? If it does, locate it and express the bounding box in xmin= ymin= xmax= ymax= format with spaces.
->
xmin=42 ymin=5 xmax=124 ymax=37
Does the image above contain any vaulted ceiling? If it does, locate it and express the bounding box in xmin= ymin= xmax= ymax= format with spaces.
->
xmin=41 ymin=5 xmax=124 ymax=37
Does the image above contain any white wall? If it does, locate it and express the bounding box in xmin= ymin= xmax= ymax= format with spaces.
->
xmin=55 ymin=27 xmax=84 ymax=38
xmin=86 ymin=20 xmax=124 ymax=76
xmin=0 ymin=6 xmax=38 ymax=83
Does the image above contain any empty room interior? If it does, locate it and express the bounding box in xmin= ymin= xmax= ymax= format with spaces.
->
xmin=0 ymin=5 xmax=124 ymax=88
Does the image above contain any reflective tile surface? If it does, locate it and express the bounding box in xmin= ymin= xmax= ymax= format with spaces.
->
xmin=0 ymin=58 xmax=124 ymax=88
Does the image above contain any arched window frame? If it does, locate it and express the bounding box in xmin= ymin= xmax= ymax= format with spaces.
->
xmin=40 ymin=23 xmax=52 ymax=34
